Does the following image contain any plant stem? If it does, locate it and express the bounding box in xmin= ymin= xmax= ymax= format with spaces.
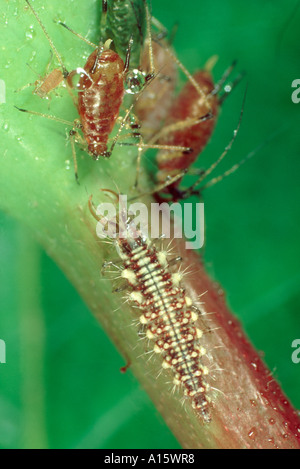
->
xmin=1 ymin=0 xmax=300 ymax=449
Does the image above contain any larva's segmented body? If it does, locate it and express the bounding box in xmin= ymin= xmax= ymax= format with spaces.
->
xmin=156 ymin=70 xmax=218 ymax=188
xmin=89 ymin=193 xmax=211 ymax=420
xmin=112 ymin=222 xmax=211 ymax=422
xmin=74 ymin=49 xmax=125 ymax=159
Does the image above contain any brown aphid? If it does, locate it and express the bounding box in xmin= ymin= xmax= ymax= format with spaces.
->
xmin=34 ymin=68 xmax=65 ymax=98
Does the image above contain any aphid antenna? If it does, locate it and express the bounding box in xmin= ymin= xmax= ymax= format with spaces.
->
xmin=119 ymin=142 xmax=192 ymax=152
xmin=150 ymin=11 xmax=174 ymax=43
xmin=199 ymin=121 xmax=287 ymax=192
xmin=15 ymin=59 xmax=47 ymax=93
xmin=128 ymin=170 xmax=188 ymax=202
xmin=25 ymin=0 xmax=68 ymax=77
xmin=153 ymin=37 xmax=212 ymax=112
xmin=129 ymin=86 xmax=247 ymax=201
xmin=57 ymin=20 xmax=98 ymax=49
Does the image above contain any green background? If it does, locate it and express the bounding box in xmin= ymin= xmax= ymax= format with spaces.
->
xmin=0 ymin=0 xmax=300 ymax=449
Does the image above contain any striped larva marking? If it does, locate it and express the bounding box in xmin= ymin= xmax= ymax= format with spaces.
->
xmin=88 ymin=192 xmax=212 ymax=422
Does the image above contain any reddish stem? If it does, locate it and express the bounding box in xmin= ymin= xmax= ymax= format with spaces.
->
xmin=176 ymin=239 xmax=300 ymax=449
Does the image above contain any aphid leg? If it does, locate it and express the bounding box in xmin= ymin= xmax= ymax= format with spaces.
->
xmin=15 ymin=51 xmax=61 ymax=101
xmin=15 ymin=67 xmax=43 ymax=95
xmin=15 ymin=106 xmax=74 ymax=127
xmin=149 ymin=112 xmax=213 ymax=146
xmin=105 ymin=99 xmax=142 ymax=157
xmin=147 ymin=58 xmax=242 ymax=150
xmin=134 ymin=136 xmax=144 ymax=189
xmin=144 ymin=2 xmax=155 ymax=78
xmin=199 ymin=138 xmax=271 ymax=191
xmin=149 ymin=122 xmax=245 ymax=199
xmin=184 ymin=88 xmax=247 ymax=196
xmin=118 ymin=140 xmax=192 ymax=154
xmin=115 ymin=94 xmax=194 ymax=188
xmin=57 ymin=22 xmax=106 ymax=78
xmin=21 ymin=0 xmax=71 ymax=115
xmin=151 ymin=16 xmax=170 ymax=41
xmin=15 ymin=105 xmax=84 ymax=181
xmin=127 ymin=170 xmax=188 ymax=202
xmin=69 ymin=129 xmax=80 ymax=184
xmin=154 ymin=39 xmax=212 ymax=113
